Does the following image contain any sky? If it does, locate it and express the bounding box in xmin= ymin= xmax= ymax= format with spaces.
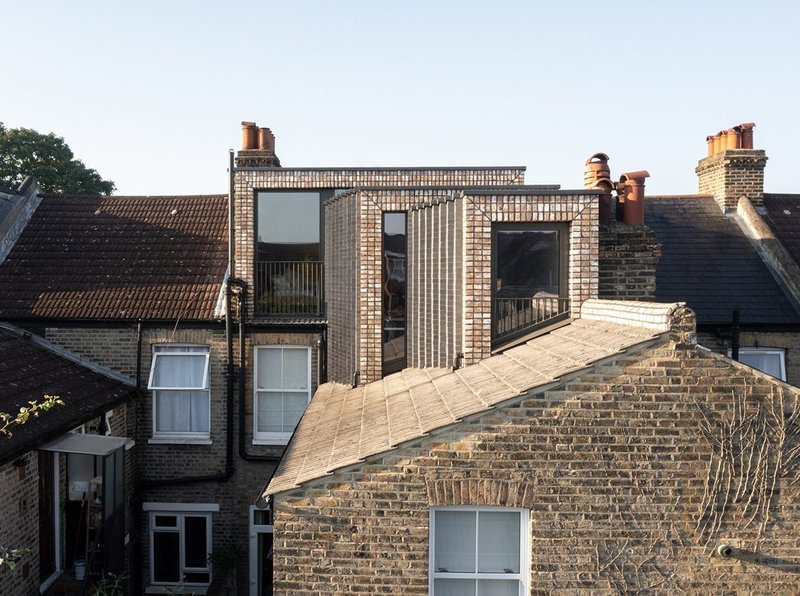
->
xmin=3 ymin=0 xmax=799 ymax=196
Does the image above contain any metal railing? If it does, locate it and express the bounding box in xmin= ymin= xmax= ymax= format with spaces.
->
xmin=492 ymin=296 xmax=570 ymax=342
xmin=255 ymin=261 xmax=324 ymax=316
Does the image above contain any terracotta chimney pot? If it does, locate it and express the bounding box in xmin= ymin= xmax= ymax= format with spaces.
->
xmin=258 ymin=127 xmax=274 ymax=152
xmin=725 ymin=127 xmax=741 ymax=150
xmin=619 ymin=170 xmax=650 ymax=226
xmin=241 ymin=121 xmax=258 ymax=150
xmin=740 ymin=122 xmax=755 ymax=149
xmin=706 ymin=135 xmax=715 ymax=157
xmin=712 ymin=132 xmax=724 ymax=155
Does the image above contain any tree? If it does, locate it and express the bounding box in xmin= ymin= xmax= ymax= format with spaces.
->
xmin=0 ymin=122 xmax=115 ymax=195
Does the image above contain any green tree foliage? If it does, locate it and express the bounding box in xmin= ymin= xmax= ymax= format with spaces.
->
xmin=0 ymin=122 xmax=115 ymax=195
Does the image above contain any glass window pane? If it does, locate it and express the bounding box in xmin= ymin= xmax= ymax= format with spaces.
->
xmin=478 ymin=511 xmax=520 ymax=573
xmin=435 ymin=510 xmax=476 ymax=573
xmin=184 ymin=516 xmax=208 ymax=569
xmin=153 ymin=531 xmax=180 ymax=582
xmin=154 ymin=515 xmax=177 ymax=528
xmin=282 ymin=349 xmax=308 ymax=389
xmin=282 ymin=393 xmax=308 ymax=430
xmin=189 ymin=391 xmax=210 ymax=432
xmin=151 ymin=354 xmax=207 ymax=388
xmin=477 ymin=579 xmax=520 ymax=596
xmin=257 ymin=392 xmax=283 ymax=433
xmin=496 ymin=229 xmax=559 ymax=297
xmin=435 ymin=578 xmax=476 ymax=596
xmin=257 ymin=348 xmax=282 ymax=390
xmin=184 ymin=572 xmax=210 ymax=583
xmin=257 ymin=192 xmax=320 ymax=261
xmin=740 ymin=352 xmax=784 ymax=380
xmin=156 ymin=391 xmax=190 ymax=432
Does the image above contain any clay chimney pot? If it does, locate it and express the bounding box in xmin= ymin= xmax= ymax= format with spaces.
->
xmin=725 ymin=128 xmax=741 ymax=150
xmin=739 ymin=122 xmax=755 ymax=149
xmin=241 ymin=121 xmax=258 ymax=150
xmin=706 ymin=135 xmax=715 ymax=157
xmin=618 ymin=170 xmax=650 ymax=226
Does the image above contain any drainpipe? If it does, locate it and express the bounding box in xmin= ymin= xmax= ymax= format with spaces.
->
xmin=232 ymin=279 xmax=281 ymax=462
xmin=731 ymin=309 xmax=740 ymax=361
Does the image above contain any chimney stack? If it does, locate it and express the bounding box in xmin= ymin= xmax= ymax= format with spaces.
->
xmin=236 ymin=121 xmax=281 ymax=168
xmin=696 ymin=122 xmax=766 ymax=211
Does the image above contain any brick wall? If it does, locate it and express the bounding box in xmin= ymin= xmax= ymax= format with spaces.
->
xmin=697 ymin=329 xmax=800 ymax=386
xmin=696 ymin=149 xmax=768 ymax=212
xmin=0 ymin=457 xmax=41 ymax=595
xmin=44 ymin=324 xmax=320 ymax=592
xmin=234 ymin=166 xmax=526 ymax=316
xmin=272 ymin=337 xmax=800 ymax=593
xmin=460 ymin=190 xmax=599 ymax=364
xmin=598 ymin=222 xmax=661 ymax=301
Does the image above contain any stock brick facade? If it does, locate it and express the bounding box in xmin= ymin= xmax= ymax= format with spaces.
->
xmin=598 ymin=222 xmax=661 ymax=301
xmin=271 ymin=316 xmax=800 ymax=593
xmin=233 ymin=167 xmax=526 ymax=316
xmin=696 ymin=149 xmax=768 ymax=212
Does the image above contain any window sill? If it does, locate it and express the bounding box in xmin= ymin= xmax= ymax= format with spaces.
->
xmin=148 ymin=437 xmax=213 ymax=446
xmin=252 ymin=438 xmax=289 ymax=446
xmin=145 ymin=586 xmax=208 ymax=595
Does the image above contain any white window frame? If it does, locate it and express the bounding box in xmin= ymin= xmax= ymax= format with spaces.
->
xmin=253 ymin=346 xmax=312 ymax=445
xmin=429 ymin=506 xmax=529 ymax=596
xmin=249 ymin=505 xmax=273 ymax=596
xmin=729 ymin=347 xmax=787 ymax=381
xmin=145 ymin=503 xmax=216 ymax=590
xmin=148 ymin=344 xmax=211 ymax=441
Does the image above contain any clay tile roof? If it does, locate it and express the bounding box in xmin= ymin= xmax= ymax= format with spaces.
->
xmin=763 ymin=194 xmax=800 ymax=268
xmin=265 ymin=310 xmax=666 ymax=496
xmin=0 ymin=324 xmax=136 ymax=465
xmin=0 ymin=194 xmax=228 ymax=321
xmin=645 ymin=196 xmax=800 ymax=325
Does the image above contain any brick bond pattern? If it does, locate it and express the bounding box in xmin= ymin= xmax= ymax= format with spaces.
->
xmin=598 ymin=222 xmax=660 ymax=301
xmin=43 ymin=326 xmax=320 ymax=590
xmin=461 ymin=191 xmax=599 ymax=364
xmin=233 ymin=167 xmax=526 ymax=316
xmin=696 ymin=149 xmax=768 ymax=212
xmin=272 ymin=336 xmax=800 ymax=594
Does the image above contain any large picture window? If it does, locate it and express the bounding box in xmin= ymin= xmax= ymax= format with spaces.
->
xmin=148 ymin=345 xmax=211 ymax=439
xmin=145 ymin=504 xmax=216 ymax=587
xmin=254 ymin=346 xmax=311 ymax=444
xmin=430 ymin=507 xmax=528 ymax=596
xmin=731 ymin=347 xmax=786 ymax=381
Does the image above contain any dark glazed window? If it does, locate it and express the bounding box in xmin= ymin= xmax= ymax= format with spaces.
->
xmin=256 ymin=192 xmax=321 ymax=261
xmin=382 ymin=212 xmax=407 ymax=376
xmin=492 ymin=224 xmax=569 ymax=343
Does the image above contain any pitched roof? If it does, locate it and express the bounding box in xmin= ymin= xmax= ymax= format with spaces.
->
xmin=645 ymin=196 xmax=800 ymax=325
xmin=762 ymin=194 xmax=800 ymax=268
xmin=265 ymin=302 xmax=673 ymax=496
xmin=0 ymin=194 xmax=228 ymax=321
xmin=0 ymin=324 xmax=136 ymax=465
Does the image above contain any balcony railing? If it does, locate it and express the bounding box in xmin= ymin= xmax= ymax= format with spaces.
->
xmin=255 ymin=261 xmax=324 ymax=317
xmin=492 ymin=296 xmax=570 ymax=344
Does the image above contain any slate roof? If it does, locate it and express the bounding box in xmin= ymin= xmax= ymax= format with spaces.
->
xmin=0 ymin=194 xmax=228 ymax=321
xmin=265 ymin=306 xmax=668 ymax=496
xmin=645 ymin=196 xmax=800 ymax=325
xmin=762 ymin=194 xmax=800 ymax=268
xmin=0 ymin=324 xmax=136 ymax=465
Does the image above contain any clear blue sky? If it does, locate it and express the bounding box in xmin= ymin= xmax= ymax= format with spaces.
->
xmin=3 ymin=0 xmax=798 ymax=196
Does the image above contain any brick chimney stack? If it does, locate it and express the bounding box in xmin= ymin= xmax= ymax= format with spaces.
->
xmin=236 ymin=121 xmax=281 ymax=168
xmin=696 ymin=122 xmax=766 ymax=212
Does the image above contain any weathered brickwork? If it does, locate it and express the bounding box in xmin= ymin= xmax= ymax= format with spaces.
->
xmin=273 ymin=338 xmax=800 ymax=593
xmin=44 ymin=325 xmax=319 ymax=591
xmin=0 ymin=457 xmax=41 ymax=596
xmin=233 ymin=166 xmax=526 ymax=316
xmin=696 ymin=149 xmax=768 ymax=212
xmin=598 ymin=222 xmax=661 ymax=301
xmin=697 ymin=329 xmax=800 ymax=386
xmin=461 ymin=190 xmax=600 ymax=364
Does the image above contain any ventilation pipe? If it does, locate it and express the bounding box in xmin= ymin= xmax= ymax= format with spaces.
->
xmin=618 ymin=170 xmax=650 ymax=226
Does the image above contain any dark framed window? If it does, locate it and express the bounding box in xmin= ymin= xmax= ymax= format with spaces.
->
xmin=491 ymin=223 xmax=570 ymax=343
xmin=382 ymin=212 xmax=407 ymax=376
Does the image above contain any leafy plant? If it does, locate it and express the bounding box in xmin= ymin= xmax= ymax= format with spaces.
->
xmin=0 ymin=394 xmax=64 ymax=437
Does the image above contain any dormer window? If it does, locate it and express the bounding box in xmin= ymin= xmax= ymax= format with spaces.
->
xmin=492 ymin=223 xmax=570 ymax=345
